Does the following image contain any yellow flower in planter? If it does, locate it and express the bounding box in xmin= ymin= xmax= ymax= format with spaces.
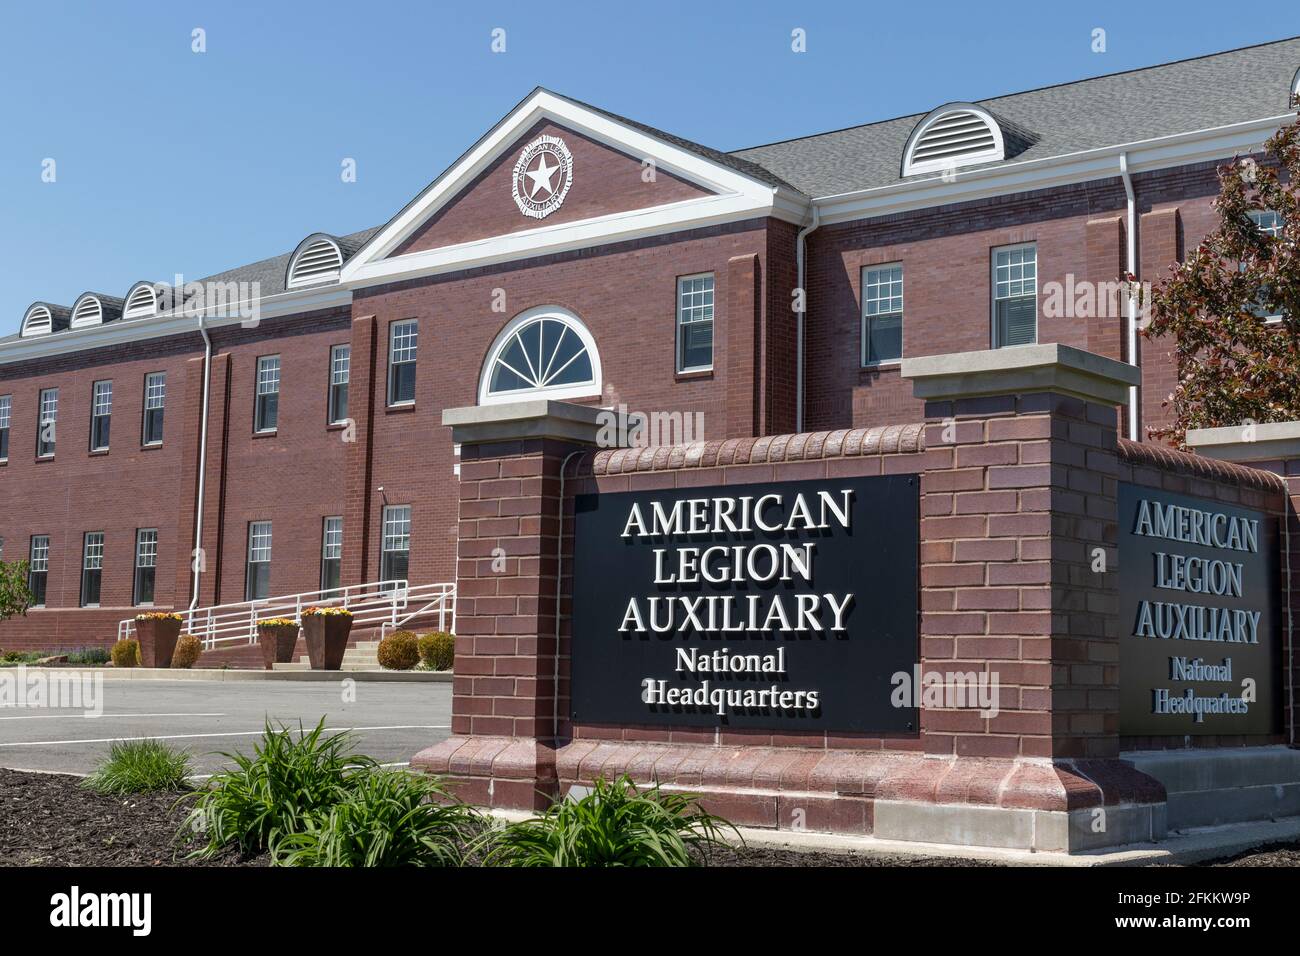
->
xmin=301 ymin=606 xmax=352 ymax=617
xmin=258 ymin=617 xmax=298 ymax=628
xmin=135 ymin=611 xmax=182 ymax=622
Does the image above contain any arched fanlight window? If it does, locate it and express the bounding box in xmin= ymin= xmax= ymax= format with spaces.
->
xmin=479 ymin=306 xmax=601 ymax=405
xmin=1292 ymin=66 xmax=1300 ymax=104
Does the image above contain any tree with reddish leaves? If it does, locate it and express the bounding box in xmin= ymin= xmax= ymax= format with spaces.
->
xmin=1143 ymin=103 xmax=1300 ymax=447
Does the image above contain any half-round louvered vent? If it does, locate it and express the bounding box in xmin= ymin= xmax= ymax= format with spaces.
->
xmin=70 ymin=295 xmax=104 ymax=328
xmin=902 ymin=104 xmax=1006 ymax=176
xmin=287 ymin=236 xmax=344 ymax=288
xmin=123 ymin=282 xmax=159 ymax=319
xmin=1292 ymin=66 xmax=1300 ymax=103
xmin=22 ymin=305 xmax=53 ymax=336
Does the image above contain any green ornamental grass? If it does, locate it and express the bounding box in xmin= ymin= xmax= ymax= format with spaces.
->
xmin=482 ymin=775 xmax=738 ymax=867
xmin=272 ymin=770 xmax=479 ymax=867
xmin=83 ymin=739 xmax=193 ymax=795
xmin=180 ymin=718 xmax=376 ymax=859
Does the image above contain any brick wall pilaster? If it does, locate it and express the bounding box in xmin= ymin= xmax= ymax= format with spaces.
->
xmin=1084 ymin=216 xmax=1126 ymax=362
xmin=724 ymin=253 xmax=760 ymax=439
xmin=1138 ymin=207 xmax=1181 ymax=440
xmin=173 ymin=351 xmax=230 ymax=610
xmin=342 ymin=315 xmax=378 ymax=586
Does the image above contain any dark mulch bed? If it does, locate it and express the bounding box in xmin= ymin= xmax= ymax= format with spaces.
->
xmin=2 ymin=767 xmax=1298 ymax=867
xmin=0 ymin=769 xmax=267 ymax=867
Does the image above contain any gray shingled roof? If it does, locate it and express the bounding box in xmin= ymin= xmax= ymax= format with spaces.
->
xmin=194 ymin=225 xmax=383 ymax=299
xmin=731 ymin=36 xmax=1300 ymax=197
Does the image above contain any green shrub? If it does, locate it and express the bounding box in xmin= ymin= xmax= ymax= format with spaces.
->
xmin=171 ymin=634 xmax=202 ymax=669
xmin=480 ymin=775 xmax=737 ymax=867
xmin=377 ymin=630 xmax=419 ymax=670
xmin=418 ymin=632 xmax=455 ymax=671
xmin=64 ymin=646 xmax=111 ymax=666
xmin=180 ymin=719 xmax=377 ymax=858
xmin=111 ymin=639 xmax=141 ymax=668
xmin=271 ymin=770 xmax=479 ymax=867
xmin=83 ymin=740 xmax=193 ymax=795
xmin=0 ymin=649 xmax=42 ymax=665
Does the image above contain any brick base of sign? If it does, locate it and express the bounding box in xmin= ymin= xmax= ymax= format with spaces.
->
xmin=412 ymin=736 xmax=1167 ymax=851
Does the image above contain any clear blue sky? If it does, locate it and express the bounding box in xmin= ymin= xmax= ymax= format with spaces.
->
xmin=1 ymin=1 xmax=1296 ymax=335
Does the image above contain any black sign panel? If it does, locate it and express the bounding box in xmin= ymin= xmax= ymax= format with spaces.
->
xmin=1118 ymin=482 xmax=1280 ymax=736
xmin=569 ymin=475 xmax=919 ymax=732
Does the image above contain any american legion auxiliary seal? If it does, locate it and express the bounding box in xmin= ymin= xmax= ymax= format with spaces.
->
xmin=511 ymin=134 xmax=574 ymax=220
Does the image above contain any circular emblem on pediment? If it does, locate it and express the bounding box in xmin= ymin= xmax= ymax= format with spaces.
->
xmin=511 ymin=135 xmax=574 ymax=220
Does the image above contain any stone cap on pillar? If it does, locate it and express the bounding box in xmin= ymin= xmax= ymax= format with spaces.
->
xmin=1186 ymin=421 xmax=1300 ymax=463
xmin=443 ymin=399 xmax=606 ymax=445
xmin=901 ymin=343 xmax=1140 ymax=406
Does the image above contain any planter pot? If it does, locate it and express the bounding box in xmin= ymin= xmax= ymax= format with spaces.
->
xmin=302 ymin=614 xmax=352 ymax=670
xmin=258 ymin=624 xmax=300 ymax=670
xmin=135 ymin=617 xmax=183 ymax=669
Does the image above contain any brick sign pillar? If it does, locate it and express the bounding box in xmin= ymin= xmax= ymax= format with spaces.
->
xmin=410 ymin=400 xmax=607 ymax=810
xmin=897 ymin=345 xmax=1165 ymax=845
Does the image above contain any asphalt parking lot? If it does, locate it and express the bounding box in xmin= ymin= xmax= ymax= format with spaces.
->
xmin=0 ymin=678 xmax=453 ymax=777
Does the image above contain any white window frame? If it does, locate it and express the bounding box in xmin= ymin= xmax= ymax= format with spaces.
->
xmin=90 ymin=380 xmax=112 ymax=451
xmin=29 ymin=535 xmax=49 ymax=607
xmin=675 ymin=273 xmax=715 ymax=374
xmin=328 ymin=344 xmax=350 ymax=424
xmin=1248 ymin=210 xmax=1285 ymax=323
xmin=0 ymin=394 xmax=10 ymax=462
xmin=37 ymin=387 xmax=58 ymax=458
xmin=861 ymin=263 xmax=904 ymax=367
xmin=142 ymin=372 xmax=166 ymax=445
xmin=255 ymin=355 xmax=281 ymax=433
xmin=321 ymin=516 xmax=343 ymax=592
xmin=81 ymin=531 xmax=104 ymax=607
xmin=246 ymin=521 xmax=273 ymax=600
xmin=991 ymin=243 xmax=1038 ymax=348
xmin=387 ymin=320 xmax=419 ymax=407
xmin=479 ymin=306 xmax=602 ymax=406
xmin=380 ymin=504 xmax=411 ymax=584
xmin=134 ymin=528 xmax=158 ymax=606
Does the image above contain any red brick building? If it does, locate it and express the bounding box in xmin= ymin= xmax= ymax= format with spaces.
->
xmin=1 ymin=38 xmax=1297 ymax=652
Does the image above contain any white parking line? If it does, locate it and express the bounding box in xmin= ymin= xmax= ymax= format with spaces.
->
xmin=0 ymin=724 xmax=450 ymax=747
xmin=0 ymin=712 xmax=225 ymax=721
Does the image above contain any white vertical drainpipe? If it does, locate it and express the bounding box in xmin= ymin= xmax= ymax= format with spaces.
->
xmin=1119 ymin=153 xmax=1139 ymax=441
xmin=189 ymin=314 xmax=212 ymax=611
xmin=795 ymin=204 xmax=821 ymax=433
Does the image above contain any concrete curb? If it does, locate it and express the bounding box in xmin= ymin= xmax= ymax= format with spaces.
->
xmin=36 ymin=667 xmax=452 ymax=683
xmin=482 ymin=808 xmax=1300 ymax=866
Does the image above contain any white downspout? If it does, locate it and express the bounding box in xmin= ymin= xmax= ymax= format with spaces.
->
xmin=1119 ymin=153 xmax=1139 ymax=441
xmin=795 ymin=204 xmax=820 ymax=433
xmin=189 ymin=314 xmax=213 ymax=611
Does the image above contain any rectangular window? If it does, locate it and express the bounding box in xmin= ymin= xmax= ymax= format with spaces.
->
xmin=321 ymin=516 xmax=343 ymax=593
xmin=142 ymin=372 xmax=166 ymax=445
xmin=380 ymin=505 xmax=411 ymax=584
xmin=0 ymin=394 xmax=10 ymax=462
xmin=28 ymin=536 xmax=49 ymax=607
xmin=255 ymin=356 xmax=280 ymax=433
xmin=328 ymin=345 xmax=350 ymax=424
xmin=387 ymin=320 xmax=418 ymax=406
xmin=1248 ymin=210 xmax=1285 ymax=321
xmin=134 ymin=528 xmax=158 ymax=606
xmin=245 ymin=521 xmax=272 ymax=600
xmin=993 ymin=244 xmax=1038 ymax=348
xmin=862 ymin=264 xmax=904 ymax=365
xmin=90 ymin=380 xmax=112 ymax=451
xmin=37 ymin=387 xmax=58 ymax=458
xmin=676 ymin=274 xmax=715 ymax=372
xmin=81 ymin=532 xmax=104 ymax=607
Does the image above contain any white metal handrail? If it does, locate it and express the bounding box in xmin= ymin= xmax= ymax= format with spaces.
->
xmin=117 ymin=580 xmax=455 ymax=650
xmin=378 ymin=582 xmax=458 ymax=640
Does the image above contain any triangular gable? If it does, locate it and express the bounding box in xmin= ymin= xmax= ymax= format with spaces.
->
xmin=342 ymin=89 xmax=807 ymax=287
